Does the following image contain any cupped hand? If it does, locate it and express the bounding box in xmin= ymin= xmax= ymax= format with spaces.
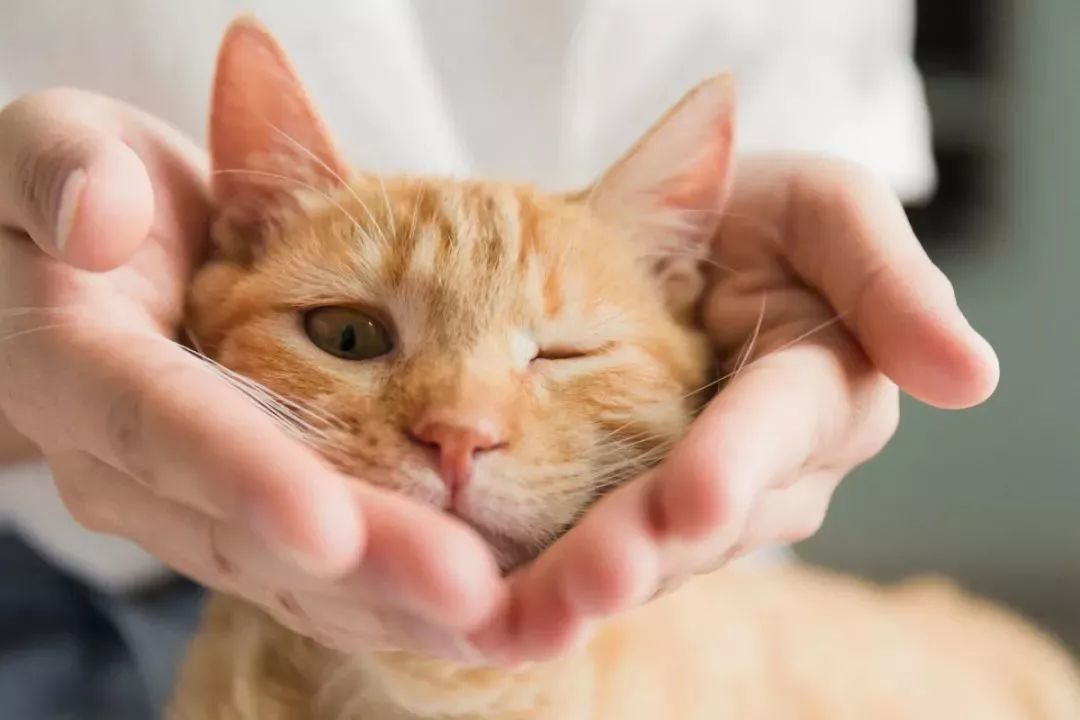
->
xmin=0 ymin=89 xmax=501 ymax=657
xmin=475 ymin=153 xmax=1000 ymax=661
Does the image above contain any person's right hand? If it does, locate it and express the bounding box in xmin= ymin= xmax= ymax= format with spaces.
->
xmin=0 ymin=88 xmax=502 ymax=657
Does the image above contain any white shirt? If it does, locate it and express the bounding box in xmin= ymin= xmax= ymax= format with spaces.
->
xmin=0 ymin=0 xmax=932 ymax=591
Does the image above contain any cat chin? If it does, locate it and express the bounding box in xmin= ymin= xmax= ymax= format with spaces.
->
xmin=469 ymin=517 xmax=575 ymax=576
xmin=463 ymin=520 xmax=540 ymax=575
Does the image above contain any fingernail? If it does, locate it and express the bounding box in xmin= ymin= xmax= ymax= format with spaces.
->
xmin=55 ymin=169 xmax=87 ymax=254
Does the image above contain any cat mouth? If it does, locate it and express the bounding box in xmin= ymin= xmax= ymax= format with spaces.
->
xmin=445 ymin=475 xmax=618 ymax=576
xmin=325 ymin=455 xmax=581 ymax=574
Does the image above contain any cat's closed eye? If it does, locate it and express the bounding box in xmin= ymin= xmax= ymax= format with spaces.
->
xmin=533 ymin=342 xmax=614 ymax=362
xmin=303 ymin=307 xmax=394 ymax=360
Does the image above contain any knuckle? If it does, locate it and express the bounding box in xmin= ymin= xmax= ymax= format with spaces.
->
xmin=659 ymin=456 xmax=741 ymax=540
xmin=782 ymin=498 xmax=830 ymax=544
xmin=50 ymin=459 xmax=116 ymax=534
xmin=71 ymin=509 xmax=111 ymax=537
xmin=874 ymin=386 xmax=902 ymax=444
xmin=75 ymin=508 xmax=115 ymax=534
xmin=253 ymin=595 xmax=307 ymax=636
xmin=846 ymin=259 xmax=893 ymax=326
xmin=273 ymin=590 xmax=310 ymax=623
xmin=58 ymin=484 xmax=116 ymax=534
xmin=207 ymin=521 xmax=238 ymax=578
xmin=795 ymin=157 xmax=886 ymax=214
xmin=850 ymin=378 xmax=901 ymax=461
xmin=104 ymin=379 xmax=150 ymax=475
xmin=783 ymin=516 xmax=823 ymax=544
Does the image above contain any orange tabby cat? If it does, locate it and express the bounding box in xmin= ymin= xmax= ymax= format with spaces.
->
xmin=169 ymin=17 xmax=1080 ymax=720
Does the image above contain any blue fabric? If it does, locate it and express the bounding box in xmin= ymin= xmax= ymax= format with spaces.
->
xmin=0 ymin=533 xmax=204 ymax=720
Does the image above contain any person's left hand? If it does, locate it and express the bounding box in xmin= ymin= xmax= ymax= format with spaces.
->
xmin=474 ymin=153 xmax=1000 ymax=661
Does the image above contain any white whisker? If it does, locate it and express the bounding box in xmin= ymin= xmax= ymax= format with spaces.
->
xmin=407 ymin=186 xmax=425 ymax=244
xmin=638 ymin=249 xmax=740 ymax=276
xmin=171 ymin=334 xmax=352 ymax=446
xmin=375 ymin=174 xmax=395 ymax=233
xmin=732 ymin=293 xmax=768 ymax=379
xmin=263 ymin=121 xmax=389 ymax=247
xmin=0 ymin=323 xmax=78 ymax=345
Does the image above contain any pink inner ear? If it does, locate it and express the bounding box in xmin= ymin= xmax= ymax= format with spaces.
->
xmin=210 ymin=17 xmax=348 ymax=212
xmin=657 ymin=114 xmax=735 ymax=219
xmin=587 ymin=74 xmax=736 ymax=258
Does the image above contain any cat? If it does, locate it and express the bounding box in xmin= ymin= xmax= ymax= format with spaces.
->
xmin=169 ymin=16 xmax=1080 ymax=720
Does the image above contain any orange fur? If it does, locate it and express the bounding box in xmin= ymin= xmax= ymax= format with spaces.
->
xmin=170 ymin=17 xmax=1080 ymax=719
xmin=172 ymin=569 xmax=1080 ymax=719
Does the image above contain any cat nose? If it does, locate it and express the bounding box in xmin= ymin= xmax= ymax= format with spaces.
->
xmin=408 ymin=416 xmax=507 ymax=495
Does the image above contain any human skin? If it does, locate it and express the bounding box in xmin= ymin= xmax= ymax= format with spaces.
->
xmin=0 ymin=89 xmax=998 ymax=662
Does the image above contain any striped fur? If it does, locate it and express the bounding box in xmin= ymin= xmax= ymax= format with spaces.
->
xmin=189 ymin=174 xmax=713 ymax=567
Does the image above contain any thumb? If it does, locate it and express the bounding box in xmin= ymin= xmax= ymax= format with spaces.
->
xmin=0 ymin=90 xmax=155 ymax=271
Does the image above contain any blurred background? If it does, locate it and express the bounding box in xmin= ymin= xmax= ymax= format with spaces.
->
xmin=0 ymin=2 xmax=1077 ymax=718
xmin=799 ymin=0 xmax=1080 ymax=649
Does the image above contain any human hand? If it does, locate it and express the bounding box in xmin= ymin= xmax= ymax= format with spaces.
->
xmin=0 ymin=89 xmax=502 ymax=656
xmin=475 ymin=153 xmax=1000 ymax=661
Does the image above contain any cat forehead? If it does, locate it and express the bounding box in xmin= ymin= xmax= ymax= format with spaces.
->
xmin=337 ymin=177 xmax=587 ymax=259
xmin=273 ymin=177 xmax=638 ymax=314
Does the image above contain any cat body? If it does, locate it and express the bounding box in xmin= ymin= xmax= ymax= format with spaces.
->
xmin=170 ymin=17 xmax=1080 ymax=719
xmin=173 ymin=565 xmax=1080 ymax=719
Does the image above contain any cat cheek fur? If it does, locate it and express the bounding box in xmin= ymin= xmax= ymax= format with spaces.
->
xmin=187 ymin=220 xmax=710 ymax=566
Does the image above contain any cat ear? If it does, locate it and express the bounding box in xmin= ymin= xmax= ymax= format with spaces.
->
xmin=209 ymin=15 xmax=348 ymax=250
xmin=586 ymin=75 xmax=736 ymax=314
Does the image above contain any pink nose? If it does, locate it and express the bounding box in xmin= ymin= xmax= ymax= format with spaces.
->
xmin=409 ymin=417 xmax=507 ymax=496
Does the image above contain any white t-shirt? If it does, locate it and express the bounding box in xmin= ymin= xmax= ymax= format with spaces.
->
xmin=0 ymin=0 xmax=933 ymax=591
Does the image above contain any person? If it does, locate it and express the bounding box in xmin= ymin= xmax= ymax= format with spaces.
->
xmin=0 ymin=1 xmax=999 ymax=716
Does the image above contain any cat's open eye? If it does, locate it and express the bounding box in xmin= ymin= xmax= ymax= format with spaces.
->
xmin=303 ymin=307 xmax=393 ymax=360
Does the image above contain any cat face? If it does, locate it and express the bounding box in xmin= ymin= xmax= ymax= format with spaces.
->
xmin=187 ymin=17 xmax=736 ymax=570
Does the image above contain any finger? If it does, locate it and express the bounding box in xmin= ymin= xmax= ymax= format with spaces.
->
xmin=223 ymin=478 xmax=505 ymax=631
xmin=653 ymin=335 xmax=887 ymax=541
xmin=345 ymin=482 xmax=503 ymax=632
xmin=51 ymin=451 xmax=351 ymax=645
xmin=205 ymin=479 xmax=502 ymax=630
xmin=51 ymin=450 xmax=263 ymax=596
xmin=297 ymin=592 xmax=480 ymax=660
xmin=473 ymin=474 xmax=662 ymax=662
xmin=54 ymin=449 xmax=501 ymax=639
xmin=212 ymin=484 xmax=501 ymax=632
xmin=9 ymin=328 xmax=365 ymax=576
xmin=737 ymin=470 xmax=842 ymax=552
xmin=727 ymin=154 xmax=999 ymax=409
xmin=0 ymin=89 xmax=155 ymax=270
xmin=267 ymin=591 xmax=393 ymax=652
